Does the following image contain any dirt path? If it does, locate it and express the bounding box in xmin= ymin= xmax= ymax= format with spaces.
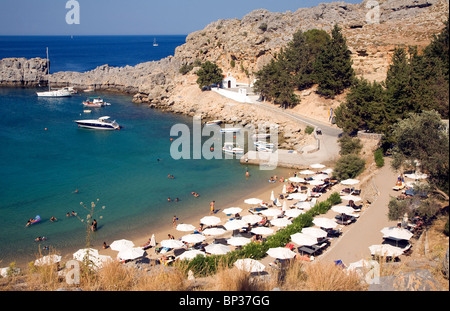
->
xmin=318 ymin=158 xmax=399 ymax=265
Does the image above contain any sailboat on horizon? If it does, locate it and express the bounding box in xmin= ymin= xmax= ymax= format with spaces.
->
xmin=153 ymin=38 xmax=159 ymax=47
xmin=36 ymin=47 xmax=72 ymax=98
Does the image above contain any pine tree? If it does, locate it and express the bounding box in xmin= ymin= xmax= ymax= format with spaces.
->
xmin=313 ymin=24 xmax=354 ymax=97
xmin=196 ymin=61 xmax=223 ymax=90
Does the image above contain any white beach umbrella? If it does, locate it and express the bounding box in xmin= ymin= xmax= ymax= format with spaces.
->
xmin=299 ymin=170 xmax=315 ymax=175
xmin=234 ymin=259 xmax=265 ymax=273
xmin=181 ymin=234 xmax=205 ymax=244
xmin=380 ymin=227 xmax=413 ymax=241
xmin=73 ymin=248 xmax=99 ymax=262
xmin=34 ymin=254 xmax=61 ymax=266
xmin=289 ymin=177 xmax=305 ymax=183
xmin=341 ymin=179 xmax=360 ymax=185
xmin=341 ymin=195 xmax=362 ymax=202
xmin=202 ymin=227 xmax=227 ymax=236
xmin=200 ymin=216 xmax=221 ymax=226
xmin=310 ymin=163 xmax=325 ymax=169
xmin=282 ymin=200 xmax=288 ymax=212
xmin=266 ymin=247 xmax=296 ymax=259
xmin=282 ymin=184 xmax=287 ymax=194
xmin=294 ymin=201 xmax=312 ymax=210
xmin=369 ymin=244 xmax=403 ymax=257
xmin=270 ymin=218 xmax=292 ymax=228
xmin=312 ymin=174 xmax=329 ymax=180
xmin=117 ymin=247 xmax=145 ymax=261
xmin=284 ymin=209 xmax=305 ymax=218
xmin=222 ymin=207 xmax=243 ymax=215
xmin=308 ymin=180 xmax=324 ymax=186
xmin=244 ymin=198 xmax=263 ymax=205
xmin=224 ymin=219 xmax=248 ymax=231
xmin=287 ymin=193 xmax=308 ymax=201
xmin=260 ymin=208 xmax=282 ymax=217
xmin=176 ymin=224 xmax=197 ymax=232
xmin=404 ymin=173 xmax=428 ymax=180
xmin=332 ymin=205 xmax=357 ymax=216
xmin=301 ymin=227 xmax=328 ymax=239
xmin=251 ymin=227 xmax=274 ymax=235
xmin=323 ymin=168 xmax=333 ymax=175
xmin=205 ymin=243 xmax=231 ymax=255
xmin=160 ymin=239 xmax=185 ymax=249
xmin=110 ymin=239 xmax=135 ymax=252
xmin=176 ymin=250 xmax=205 ymax=260
xmin=313 ymin=217 xmax=338 ymax=229
xmin=95 ymin=255 xmax=113 ymax=268
xmin=347 ymin=259 xmax=372 ymax=272
xmin=227 ymin=236 xmax=252 ymax=247
xmin=150 ymin=234 xmax=156 ymax=247
xmin=241 ymin=214 xmax=262 ymax=225
xmin=290 ymin=233 xmax=318 ymax=246
xmin=270 ymin=191 xmax=275 ymax=202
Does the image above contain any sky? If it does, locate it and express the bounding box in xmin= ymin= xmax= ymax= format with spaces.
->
xmin=0 ymin=0 xmax=363 ymax=36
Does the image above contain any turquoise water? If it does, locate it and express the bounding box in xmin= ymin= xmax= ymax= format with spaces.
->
xmin=0 ymin=87 xmax=285 ymax=265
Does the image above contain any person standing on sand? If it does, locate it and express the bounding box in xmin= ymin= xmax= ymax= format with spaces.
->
xmin=210 ymin=201 xmax=215 ymax=215
xmin=172 ymin=216 xmax=177 ymax=227
xmin=245 ymin=170 xmax=249 ymax=178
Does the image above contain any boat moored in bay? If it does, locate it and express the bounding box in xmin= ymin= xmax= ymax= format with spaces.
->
xmin=75 ymin=116 xmax=121 ymax=130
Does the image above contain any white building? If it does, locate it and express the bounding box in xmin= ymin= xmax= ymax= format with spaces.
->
xmin=222 ymin=72 xmax=236 ymax=89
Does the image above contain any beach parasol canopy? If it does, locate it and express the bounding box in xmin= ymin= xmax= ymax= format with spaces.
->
xmin=284 ymin=209 xmax=305 ymax=218
xmin=176 ymin=250 xmax=205 ymax=260
xmin=117 ymin=247 xmax=145 ymax=261
xmin=200 ymin=216 xmax=221 ymax=226
xmin=241 ymin=214 xmax=262 ymax=224
xmin=150 ymin=234 xmax=156 ymax=247
xmin=251 ymin=227 xmax=274 ymax=235
xmin=224 ymin=219 xmax=248 ymax=231
xmin=260 ymin=208 xmax=282 ymax=217
xmin=222 ymin=207 xmax=243 ymax=215
xmin=282 ymin=184 xmax=287 ymax=194
xmin=110 ymin=239 xmax=135 ymax=252
xmin=270 ymin=191 xmax=275 ymax=202
xmin=202 ymin=227 xmax=227 ymax=236
xmin=176 ymin=224 xmax=197 ymax=232
xmin=181 ymin=234 xmax=205 ymax=244
xmin=289 ymin=177 xmax=305 ymax=183
xmin=312 ymin=174 xmax=329 ymax=180
xmin=310 ymin=163 xmax=326 ymax=169
xmin=205 ymin=243 xmax=231 ymax=255
xmin=34 ymin=254 xmax=61 ymax=266
xmin=313 ymin=217 xmax=338 ymax=229
xmin=227 ymin=236 xmax=251 ymax=246
xmin=270 ymin=218 xmax=292 ymax=228
xmin=308 ymin=180 xmax=324 ymax=186
xmin=369 ymin=244 xmax=403 ymax=257
xmin=299 ymin=170 xmax=315 ymax=175
xmin=287 ymin=193 xmax=308 ymax=201
xmin=294 ymin=201 xmax=312 ymax=210
xmin=234 ymin=259 xmax=265 ymax=273
xmin=301 ymin=227 xmax=328 ymax=239
xmin=244 ymin=198 xmax=263 ymax=205
xmin=341 ymin=195 xmax=362 ymax=202
xmin=160 ymin=239 xmax=185 ymax=249
xmin=290 ymin=233 xmax=318 ymax=246
xmin=331 ymin=205 xmax=358 ymax=216
xmin=404 ymin=173 xmax=428 ymax=180
xmin=266 ymin=247 xmax=296 ymax=259
xmin=380 ymin=227 xmax=413 ymax=241
xmin=73 ymin=248 xmax=99 ymax=262
xmin=341 ymin=179 xmax=360 ymax=185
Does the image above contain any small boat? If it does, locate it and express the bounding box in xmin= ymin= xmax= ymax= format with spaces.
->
xmin=82 ymin=97 xmax=110 ymax=108
xmin=222 ymin=142 xmax=244 ymax=155
xmin=83 ymin=109 xmax=92 ymax=113
xmin=252 ymin=133 xmax=271 ymax=140
xmin=204 ymin=120 xmax=222 ymax=126
xmin=75 ymin=116 xmax=121 ymax=130
xmin=153 ymin=38 xmax=159 ymax=47
xmin=220 ymin=127 xmax=241 ymax=133
xmin=255 ymin=142 xmax=275 ymax=152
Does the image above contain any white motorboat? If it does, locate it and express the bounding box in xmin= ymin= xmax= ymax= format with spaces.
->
xmin=204 ymin=120 xmax=222 ymax=126
xmin=222 ymin=142 xmax=244 ymax=155
xmin=75 ymin=116 xmax=121 ymax=130
xmin=82 ymin=97 xmax=110 ymax=108
xmin=36 ymin=47 xmax=72 ymax=98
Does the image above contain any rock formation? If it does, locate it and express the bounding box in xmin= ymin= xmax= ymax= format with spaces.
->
xmin=0 ymin=57 xmax=48 ymax=87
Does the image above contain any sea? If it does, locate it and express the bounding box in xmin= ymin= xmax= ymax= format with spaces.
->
xmin=0 ymin=36 xmax=289 ymax=265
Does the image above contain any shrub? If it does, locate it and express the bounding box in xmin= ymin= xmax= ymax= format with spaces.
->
xmin=259 ymin=23 xmax=268 ymax=32
xmin=334 ymin=154 xmax=366 ymax=180
xmin=305 ymin=126 xmax=315 ymax=135
xmin=338 ymin=134 xmax=362 ymax=155
xmin=179 ymin=64 xmax=194 ymax=75
xmin=374 ymin=148 xmax=385 ymax=167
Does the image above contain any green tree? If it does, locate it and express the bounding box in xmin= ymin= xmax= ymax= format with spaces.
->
xmin=391 ymin=110 xmax=449 ymax=195
xmin=196 ymin=61 xmax=223 ymax=89
xmin=313 ymin=24 xmax=355 ymax=97
xmin=334 ymin=78 xmax=386 ymax=134
xmin=334 ymin=154 xmax=366 ymax=180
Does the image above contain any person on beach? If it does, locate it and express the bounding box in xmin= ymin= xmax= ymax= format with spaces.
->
xmin=103 ymin=242 xmax=109 ymax=249
xmin=245 ymin=170 xmax=249 ymax=178
xmin=50 ymin=216 xmax=57 ymax=222
xmin=168 ymin=197 xmax=172 ymax=202
xmin=168 ymin=234 xmax=175 ymax=240
xmin=210 ymin=201 xmax=215 ymax=215
xmin=91 ymin=219 xmax=97 ymax=231
xmin=26 ymin=219 xmax=32 ymax=227
xmin=172 ymin=216 xmax=177 ymax=227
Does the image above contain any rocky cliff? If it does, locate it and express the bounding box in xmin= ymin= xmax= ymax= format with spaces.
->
xmin=1 ymin=0 xmax=448 ymax=102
